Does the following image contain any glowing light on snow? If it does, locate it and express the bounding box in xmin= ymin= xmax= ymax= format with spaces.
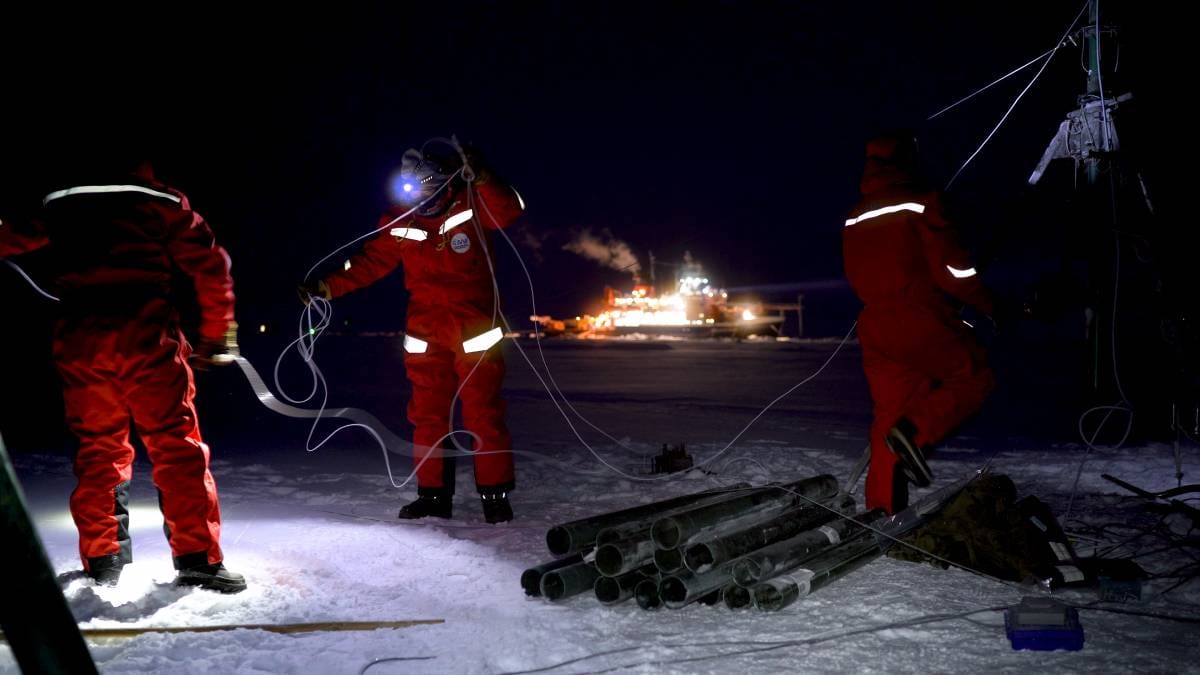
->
xmin=88 ymin=563 xmax=166 ymax=605
xmin=44 ymin=504 xmax=165 ymax=533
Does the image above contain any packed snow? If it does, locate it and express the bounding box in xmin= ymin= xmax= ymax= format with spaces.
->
xmin=3 ymin=336 xmax=1198 ymax=674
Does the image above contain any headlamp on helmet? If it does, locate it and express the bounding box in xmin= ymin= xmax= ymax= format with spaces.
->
xmin=389 ymin=147 xmax=461 ymax=213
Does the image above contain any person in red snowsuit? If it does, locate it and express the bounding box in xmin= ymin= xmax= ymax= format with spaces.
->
xmin=303 ymin=143 xmax=524 ymax=523
xmin=842 ymin=132 xmax=996 ymax=514
xmin=0 ymin=160 xmax=244 ymax=592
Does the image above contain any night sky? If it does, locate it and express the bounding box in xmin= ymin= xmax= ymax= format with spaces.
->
xmin=0 ymin=3 xmax=1188 ymax=446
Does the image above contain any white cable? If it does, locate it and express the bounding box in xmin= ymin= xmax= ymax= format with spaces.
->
xmin=498 ymin=605 xmax=1011 ymax=675
xmin=473 ymin=183 xmax=660 ymax=465
xmin=425 ymin=180 xmax=499 ymax=457
xmin=472 ymin=182 xmax=858 ymax=482
xmin=275 ymin=152 xmax=575 ymax=489
xmin=1064 ymin=175 xmax=1134 ymax=522
xmin=0 ymin=219 xmax=471 ymax=491
xmin=945 ymin=0 xmax=1091 ymax=190
xmin=259 ymin=152 xmax=604 ymax=490
xmin=0 ymin=212 xmax=1032 ymax=599
xmin=269 ymin=139 xmax=856 ymax=492
xmin=471 ymin=186 xmax=642 ymax=452
xmin=927 ymin=47 xmax=1059 ymax=121
xmin=2 ymin=258 xmax=61 ymax=302
xmin=1095 ymin=0 xmax=1111 ymax=150
xmin=274 ymin=169 xmax=489 ymax=489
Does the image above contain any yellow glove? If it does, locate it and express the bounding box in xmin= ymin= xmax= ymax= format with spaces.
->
xmin=297 ymin=280 xmax=331 ymax=305
xmin=191 ymin=322 xmax=240 ymax=370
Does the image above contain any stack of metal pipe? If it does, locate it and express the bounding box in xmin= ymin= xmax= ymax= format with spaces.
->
xmin=523 ymin=470 xmax=981 ymax=611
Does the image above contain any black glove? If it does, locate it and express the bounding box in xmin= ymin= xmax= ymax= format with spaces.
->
xmin=297 ymin=280 xmax=331 ymax=306
xmin=458 ymin=142 xmax=492 ymax=185
xmin=191 ymin=322 xmax=240 ymax=370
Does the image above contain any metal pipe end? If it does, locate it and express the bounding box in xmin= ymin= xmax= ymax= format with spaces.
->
xmin=660 ymin=576 xmax=688 ymax=605
xmin=751 ymin=577 xmax=800 ymax=612
xmin=635 ymin=579 xmax=661 ymax=610
xmin=683 ymin=544 xmax=715 ymax=573
xmin=594 ymin=544 xmax=624 ymax=577
xmin=653 ymin=547 xmax=683 ymax=573
xmin=723 ymin=584 xmax=752 ymax=610
xmin=651 ymin=518 xmax=682 ymax=550
xmin=751 ymin=582 xmax=781 ymax=611
xmin=546 ymin=527 xmax=572 ymax=556
xmin=520 ymin=569 xmax=542 ymax=596
xmin=540 ymin=571 xmax=567 ymax=601
xmin=594 ymin=576 xmax=622 ymax=604
xmin=732 ymin=558 xmax=764 ymax=588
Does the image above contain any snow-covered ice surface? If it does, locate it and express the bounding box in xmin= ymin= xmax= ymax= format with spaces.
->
xmin=3 ymin=337 xmax=1199 ymax=674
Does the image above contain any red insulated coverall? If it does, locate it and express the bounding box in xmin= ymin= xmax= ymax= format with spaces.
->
xmin=0 ymin=178 xmax=234 ymax=570
xmin=843 ymin=141 xmax=995 ymax=513
xmin=323 ymin=180 xmax=524 ymax=494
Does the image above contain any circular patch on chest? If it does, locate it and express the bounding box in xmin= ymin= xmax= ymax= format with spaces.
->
xmin=450 ymin=232 xmax=471 ymax=254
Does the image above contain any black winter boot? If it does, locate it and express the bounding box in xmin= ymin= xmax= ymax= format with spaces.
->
xmin=398 ymin=489 xmax=453 ymax=520
xmin=176 ymin=562 xmax=247 ymax=594
xmin=479 ymin=489 xmax=513 ymax=524
xmin=886 ymin=417 xmax=933 ymax=488
xmin=86 ymin=554 xmax=125 ymax=587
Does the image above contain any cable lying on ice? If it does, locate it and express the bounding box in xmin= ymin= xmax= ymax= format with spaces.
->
xmin=500 ymin=596 xmax=1200 ymax=675
xmin=497 ymin=605 xmax=1011 ymax=675
xmin=359 ymin=655 xmax=437 ymax=674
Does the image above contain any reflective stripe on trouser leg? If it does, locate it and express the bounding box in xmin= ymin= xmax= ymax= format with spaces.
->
xmin=462 ymin=327 xmax=503 ymax=354
xmin=404 ymin=334 xmax=429 ymax=354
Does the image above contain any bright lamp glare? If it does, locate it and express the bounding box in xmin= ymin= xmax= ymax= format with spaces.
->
xmin=388 ymin=173 xmax=421 ymax=204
